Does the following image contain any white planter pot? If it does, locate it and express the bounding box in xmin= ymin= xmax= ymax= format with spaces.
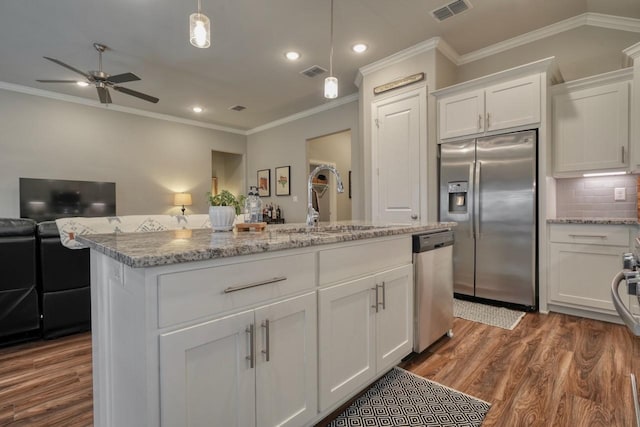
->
xmin=209 ymin=206 xmax=236 ymax=232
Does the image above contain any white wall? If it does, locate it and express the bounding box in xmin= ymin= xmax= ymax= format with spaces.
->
xmin=456 ymin=26 xmax=640 ymax=84
xmin=0 ymin=89 xmax=246 ymax=218
xmin=246 ymin=100 xmax=360 ymax=224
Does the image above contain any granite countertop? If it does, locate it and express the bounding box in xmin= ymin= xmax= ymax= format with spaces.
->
xmin=76 ymin=221 xmax=456 ymax=268
xmin=547 ymin=218 xmax=639 ymax=225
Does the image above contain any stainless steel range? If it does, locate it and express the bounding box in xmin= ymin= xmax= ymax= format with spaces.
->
xmin=612 ymin=237 xmax=640 ymax=427
xmin=612 ymin=236 xmax=640 ymax=336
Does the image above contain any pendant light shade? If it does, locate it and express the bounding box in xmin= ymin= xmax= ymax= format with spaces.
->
xmin=324 ymin=0 xmax=338 ymax=99
xmin=324 ymin=76 xmax=338 ymax=99
xmin=189 ymin=0 xmax=210 ymax=48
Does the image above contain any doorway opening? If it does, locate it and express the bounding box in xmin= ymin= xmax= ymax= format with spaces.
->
xmin=306 ymin=129 xmax=352 ymax=222
xmin=211 ymin=150 xmax=244 ymax=197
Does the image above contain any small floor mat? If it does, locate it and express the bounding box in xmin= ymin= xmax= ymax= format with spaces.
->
xmin=453 ymin=298 xmax=526 ymax=330
xmin=328 ymin=367 xmax=490 ymax=427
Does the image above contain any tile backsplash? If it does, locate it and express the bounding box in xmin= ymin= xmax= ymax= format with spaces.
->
xmin=556 ymin=175 xmax=638 ymax=219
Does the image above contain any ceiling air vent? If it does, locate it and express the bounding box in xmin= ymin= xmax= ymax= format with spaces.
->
xmin=431 ymin=0 xmax=471 ymax=21
xmin=229 ymin=105 xmax=246 ymax=112
xmin=300 ymin=65 xmax=327 ymax=78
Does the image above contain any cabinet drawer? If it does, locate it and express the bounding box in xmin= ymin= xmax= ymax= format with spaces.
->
xmin=318 ymin=236 xmax=411 ymax=286
xmin=549 ymin=224 xmax=630 ymax=247
xmin=157 ymin=252 xmax=315 ymax=327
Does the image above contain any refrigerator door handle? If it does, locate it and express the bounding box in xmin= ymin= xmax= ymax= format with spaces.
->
xmin=468 ymin=162 xmax=475 ymax=239
xmin=474 ymin=161 xmax=481 ymax=239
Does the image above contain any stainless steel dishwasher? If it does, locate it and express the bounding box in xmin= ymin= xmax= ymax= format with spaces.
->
xmin=413 ymin=229 xmax=454 ymax=353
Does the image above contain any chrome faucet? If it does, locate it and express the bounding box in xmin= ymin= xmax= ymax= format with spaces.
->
xmin=307 ymin=164 xmax=344 ymax=227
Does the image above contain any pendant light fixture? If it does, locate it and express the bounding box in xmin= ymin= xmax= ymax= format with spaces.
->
xmin=189 ymin=0 xmax=211 ymax=48
xmin=324 ymin=0 xmax=338 ymax=99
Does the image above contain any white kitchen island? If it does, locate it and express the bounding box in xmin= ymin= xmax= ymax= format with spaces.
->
xmin=77 ymin=221 xmax=454 ymax=427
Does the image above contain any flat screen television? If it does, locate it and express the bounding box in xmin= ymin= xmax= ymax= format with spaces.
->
xmin=19 ymin=178 xmax=116 ymax=222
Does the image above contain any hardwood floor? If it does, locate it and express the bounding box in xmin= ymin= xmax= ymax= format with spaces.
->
xmin=400 ymin=311 xmax=640 ymax=426
xmin=0 ymin=312 xmax=638 ymax=426
xmin=0 ymin=332 xmax=93 ymax=426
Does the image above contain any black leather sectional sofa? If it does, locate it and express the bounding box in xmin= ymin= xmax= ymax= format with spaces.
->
xmin=0 ymin=218 xmax=91 ymax=346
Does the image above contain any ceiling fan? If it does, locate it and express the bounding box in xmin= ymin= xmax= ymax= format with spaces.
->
xmin=36 ymin=43 xmax=159 ymax=104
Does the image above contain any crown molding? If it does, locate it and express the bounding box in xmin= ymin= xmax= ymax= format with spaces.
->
xmin=551 ymin=67 xmax=632 ymax=94
xmin=458 ymin=13 xmax=640 ymax=65
xmin=586 ymin=13 xmax=640 ymax=33
xmin=0 ymin=81 xmax=247 ymax=135
xmin=431 ymin=57 xmax=558 ymax=98
xmin=246 ymin=93 xmax=359 ymax=135
xmin=623 ymin=41 xmax=640 ymax=67
xmin=354 ymin=37 xmax=450 ymax=88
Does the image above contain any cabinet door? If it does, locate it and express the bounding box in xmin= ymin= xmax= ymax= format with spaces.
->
xmin=318 ymin=275 xmax=377 ymax=411
xmin=485 ymin=74 xmax=540 ymax=132
xmin=160 ymin=310 xmax=256 ymax=427
xmin=372 ymin=88 xmax=423 ymax=223
xmin=553 ymin=81 xmax=629 ymax=173
xmin=548 ymin=243 xmax=626 ymax=312
xmin=438 ymin=89 xmax=485 ymax=139
xmin=255 ymin=292 xmax=317 ymax=427
xmin=375 ymin=265 xmax=413 ymax=373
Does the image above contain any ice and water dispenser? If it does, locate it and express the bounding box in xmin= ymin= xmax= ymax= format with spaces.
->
xmin=447 ymin=182 xmax=468 ymax=213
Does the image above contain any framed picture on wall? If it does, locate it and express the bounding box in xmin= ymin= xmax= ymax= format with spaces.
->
xmin=257 ymin=169 xmax=271 ymax=197
xmin=275 ymin=166 xmax=291 ymax=196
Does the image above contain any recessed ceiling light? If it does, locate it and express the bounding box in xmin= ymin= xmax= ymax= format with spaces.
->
xmin=285 ymin=51 xmax=301 ymax=61
xmin=76 ymin=81 xmax=89 ymax=87
xmin=352 ymin=43 xmax=368 ymax=53
xmin=192 ymin=106 xmax=203 ymax=113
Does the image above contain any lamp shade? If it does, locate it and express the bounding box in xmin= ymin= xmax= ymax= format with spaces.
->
xmin=189 ymin=12 xmax=210 ymax=48
xmin=174 ymin=193 xmax=193 ymax=206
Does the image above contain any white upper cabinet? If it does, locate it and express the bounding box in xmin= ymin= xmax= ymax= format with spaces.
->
xmin=437 ymin=74 xmax=541 ymax=140
xmin=552 ymin=69 xmax=631 ymax=176
xmin=485 ymin=75 xmax=541 ymax=132
xmin=438 ymin=88 xmax=485 ymax=139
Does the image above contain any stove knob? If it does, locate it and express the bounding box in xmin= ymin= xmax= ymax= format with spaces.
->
xmin=623 ymin=253 xmax=637 ymax=270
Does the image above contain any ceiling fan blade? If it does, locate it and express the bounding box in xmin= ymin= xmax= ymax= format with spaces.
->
xmin=112 ymin=86 xmax=159 ymax=103
xmin=43 ymin=56 xmax=91 ymax=79
xmin=36 ymin=79 xmax=82 ymax=83
xmin=97 ymin=86 xmax=112 ymax=104
xmin=107 ymin=72 xmax=140 ymax=84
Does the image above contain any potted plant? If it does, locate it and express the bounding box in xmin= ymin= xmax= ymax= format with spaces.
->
xmin=207 ymin=190 xmax=246 ymax=231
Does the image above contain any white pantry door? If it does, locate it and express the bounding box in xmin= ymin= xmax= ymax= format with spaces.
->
xmin=372 ymin=87 xmax=425 ymax=223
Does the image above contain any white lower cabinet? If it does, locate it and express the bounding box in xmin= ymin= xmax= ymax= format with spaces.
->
xmin=548 ymin=243 xmax=626 ymax=312
xmin=318 ymin=264 xmax=413 ymax=411
xmin=159 ymin=291 xmax=317 ymax=427
xmin=547 ymin=224 xmax=631 ymax=316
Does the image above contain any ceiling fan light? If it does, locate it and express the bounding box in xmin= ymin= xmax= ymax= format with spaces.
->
xmin=76 ymin=81 xmax=89 ymax=87
xmin=190 ymin=13 xmax=210 ymax=48
xmin=324 ymin=76 xmax=338 ymax=99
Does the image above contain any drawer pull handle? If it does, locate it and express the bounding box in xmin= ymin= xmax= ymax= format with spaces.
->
xmin=371 ymin=287 xmax=379 ymax=313
xmin=568 ymin=234 xmax=607 ymax=239
xmin=246 ymin=324 xmax=255 ymax=369
xmin=261 ymin=319 xmax=270 ymax=362
xmin=223 ymin=276 xmax=287 ymax=294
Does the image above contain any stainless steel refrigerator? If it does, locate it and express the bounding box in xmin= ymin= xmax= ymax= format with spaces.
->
xmin=439 ymin=130 xmax=537 ymax=309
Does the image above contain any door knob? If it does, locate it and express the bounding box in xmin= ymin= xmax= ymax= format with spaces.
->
xmin=411 ymin=214 xmax=418 ymax=220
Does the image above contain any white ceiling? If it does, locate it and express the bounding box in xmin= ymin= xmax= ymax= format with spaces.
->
xmin=0 ymin=0 xmax=639 ymax=131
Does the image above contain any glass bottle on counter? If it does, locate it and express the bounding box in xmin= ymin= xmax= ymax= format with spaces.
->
xmin=245 ymin=186 xmax=263 ymax=223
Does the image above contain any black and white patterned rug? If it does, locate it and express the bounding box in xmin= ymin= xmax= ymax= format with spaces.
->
xmin=328 ymin=367 xmax=490 ymax=427
xmin=453 ymin=298 xmax=526 ymax=330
